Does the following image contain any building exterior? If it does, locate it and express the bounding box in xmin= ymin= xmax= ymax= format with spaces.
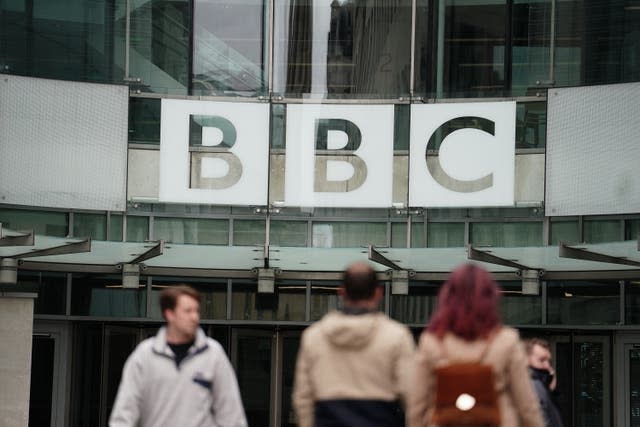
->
xmin=1 ymin=1 xmax=639 ymax=426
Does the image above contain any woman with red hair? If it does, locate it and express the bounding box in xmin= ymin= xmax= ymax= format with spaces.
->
xmin=407 ymin=264 xmax=544 ymax=427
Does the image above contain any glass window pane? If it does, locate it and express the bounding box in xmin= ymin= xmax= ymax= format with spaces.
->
xmin=390 ymin=282 xmax=439 ymax=325
xmin=231 ymin=281 xmax=306 ymax=321
xmin=273 ymin=0 xmax=412 ymax=98
xmin=270 ymin=220 xmax=307 ymax=247
xmin=511 ymin=1 xmax=553 ymax=96
xmin=154 ymin=217 xmax=229 ymax=245
xmin=312 ymin=222 xmax=386 ymax=248
xmin=499 ymin=281 xmax=541 ymax=325
xmin=555 ymin=1 xmax=640 ymax=87
xmin=427 ymin=222 xmax=465 ymax=248
xmin=71 ymin=274 xmax=146 ymax=317
xmin=417 ymin=0 xmax=507 ymax=98
xmin=310 ymin=282 xmax=341 ymax=321
xmin=126 ymin=215 xmax=148 ymax=242
xmin=270 ymin=103 xmax=286 ymax=149
xmin=547 ymin=280 xmax=619 ymax=325
xmin=625 ymin=279 xmax=640 ymax=324
xmin=16 ymin=271 xmax=66 ymax=315
xmin=192 ymin=0 xmax=267 ymax=97
xmin=0 ymin=0 xmax=125 ymax=83
xmin=128 ymin=97 xmax=160 ymax=144
xmin=109 ymin=213 xmax=123 ymax=241
xmin=233 ymin=220 xmax=265 ymax=246
xmin=471 ymin=221 xmax=542 ymax=247
xmin=627 ymin=219 xmax=640 ymax=241
xmin=584 ymin=219 xmax=622 ymax=243
xmin=149 ymin=277 xmax=227 ymax=320
xmin=391 ymin=222 xmax=426 ymax=248
xmin=550 ymin=220 xmax=579 ymax=245
xmin=73 ymin=213 xmax=107 ymax=240
xmin=129 ymin=0 xmax=190 ymax=94
xmin=0 ymin=208 xmax=67 ymax=237
xmin=516 ymin=102 xmax=546 ymax=149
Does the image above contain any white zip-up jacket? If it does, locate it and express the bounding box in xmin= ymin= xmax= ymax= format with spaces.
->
xmin=109 ymin=327 xmax=248 ymax=427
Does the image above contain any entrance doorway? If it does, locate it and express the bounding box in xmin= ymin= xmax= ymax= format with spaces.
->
xmin=231 ymin=328 xmax=302 ymax=427
xmin=615 ymin=334 xmax=640 ymax=427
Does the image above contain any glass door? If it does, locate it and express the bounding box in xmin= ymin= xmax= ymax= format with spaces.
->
xmin=615 ymin=335 xmax=640 ymax=427
xmin=231 ymin=328 xmax=302 ymax=427
xmin=99 ymin=326 xmax=140 ymax=426
xmin=552 ymin=335 xmax=611 ymax=427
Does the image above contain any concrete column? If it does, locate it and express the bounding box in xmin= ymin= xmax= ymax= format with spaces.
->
xmin=0 ymin=292 xmax=37 ymax=427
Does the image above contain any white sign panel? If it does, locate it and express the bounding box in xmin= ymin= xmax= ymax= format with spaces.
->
xmin=409 ymin=102 xmax=516 ymax=207
xmin=285 ymin=104 xmax=394 ymax=207
xmin=159 ymin=99 xmax=269 ymax=205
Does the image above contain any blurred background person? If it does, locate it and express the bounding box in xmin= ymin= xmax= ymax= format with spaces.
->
xmin=407 ymin=263 xmax=543 ymax=427
xmin=525 ymin=338 xmax=564 ymax=427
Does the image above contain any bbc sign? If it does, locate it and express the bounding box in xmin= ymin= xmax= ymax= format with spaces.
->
xmin=159 ymin=99 xmax=515 ymax=208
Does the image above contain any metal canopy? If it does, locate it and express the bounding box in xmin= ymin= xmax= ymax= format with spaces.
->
xmin=129 ymin=240 xmax=164 ymax=264
xmin=0 ymin=227 xmax=34 ymax=247
xmin=368 ymin=245 xmax=402 ymax=270
xmin=559 ymin=242 xmax=640 ymax=268
xmin=467 ymin=246 xmax=536 ymax=271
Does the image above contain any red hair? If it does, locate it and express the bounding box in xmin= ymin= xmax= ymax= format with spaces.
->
xmin=427 ymin=264 xmax=502 ymax=341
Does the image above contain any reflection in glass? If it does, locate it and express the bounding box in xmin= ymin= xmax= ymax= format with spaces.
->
xmin=273 ymin=0 xmax=412 ymax=98
xmin=233 ymin=220 xmax=266 ymax=246
xmin=575 ymin=342 xmax=606 ymax=427
xmin=390 ymin=282 xmax=438 ymax=325
xmin=70 ymin=324 xmax=102 ymax=427
xmin=0 ymin=0 xmax=125 ymax=83
xmin=149 ymin=278 xmax=227 ymax=320
xmin=192 ymin=0 xmax=267 ymax=96
xmin=231 ymin=282 xmax=306 ymax=321
xmin=630 ymin=349 xmax=640 ymax=427
xmin=626 ymin=219 xmax=640 ymax=241
xmin=109 ymin=213 xmax=123 ymax=241
xmin=547 ymin=281 xmax=619 ymax=325
xmin=391 ymin=221 xmax=426 ymax=248
xmin=129 ymin=0 xmax=190 ymax=94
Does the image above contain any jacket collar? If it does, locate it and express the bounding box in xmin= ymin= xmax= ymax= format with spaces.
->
xmin=152 ymin=326 xmax=209 ymax=358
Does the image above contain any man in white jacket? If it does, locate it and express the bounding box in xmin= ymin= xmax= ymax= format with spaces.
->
xmin=109 ymin=285 xmax=247 ymax=427
xmin=292 ymin=262 xmax=415 ymax=427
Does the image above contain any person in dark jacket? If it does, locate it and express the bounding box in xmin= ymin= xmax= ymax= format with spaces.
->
xmin=525 ymin=338 xmax=564 ymax=427
xmin=292 ymin=262 xmax=415 ymax=427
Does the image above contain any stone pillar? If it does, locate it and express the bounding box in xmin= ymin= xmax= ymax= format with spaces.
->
xmin=0 ymin=292 xmax=37 ymax=427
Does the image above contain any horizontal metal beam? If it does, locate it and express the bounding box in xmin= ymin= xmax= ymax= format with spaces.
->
xmin=467 ymin=246 xmax=532 ymax=270
xmin=559 ymin=243 xmax=640 ymax=268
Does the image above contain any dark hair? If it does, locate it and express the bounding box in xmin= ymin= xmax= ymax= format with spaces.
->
xmin=342 ymin=262 xmax=378 ymax=301
xmin=427 ymin=264 xmax=501 ymax=341
xmin=159 ymin=285 xmax=201 ymax=318
xmin=524 ymin=338 xmax=550 ymax=355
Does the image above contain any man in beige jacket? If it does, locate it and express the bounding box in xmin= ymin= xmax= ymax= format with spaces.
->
xmin=292 ymin=262 xmax=415 ymax=427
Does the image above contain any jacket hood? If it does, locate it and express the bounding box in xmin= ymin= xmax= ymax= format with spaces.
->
xmin=320 ymin=311 xmax=381 ymax=349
